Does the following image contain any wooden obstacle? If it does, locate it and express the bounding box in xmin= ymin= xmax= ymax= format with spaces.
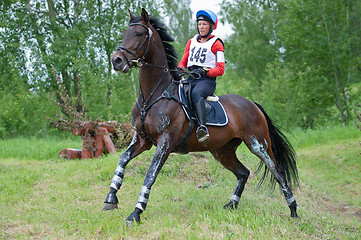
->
xmin=59 ymin=121 xmax=130 ymax=159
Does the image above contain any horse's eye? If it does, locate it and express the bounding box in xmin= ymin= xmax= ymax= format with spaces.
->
xmin=136 ymin=32 xmax=142 ymax=37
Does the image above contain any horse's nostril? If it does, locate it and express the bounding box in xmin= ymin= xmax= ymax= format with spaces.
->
xmin=114 ymin=57 xmax=122 ymax=65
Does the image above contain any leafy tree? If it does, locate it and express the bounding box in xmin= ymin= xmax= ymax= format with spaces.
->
xmin=0 ymin=0 xmax=162 ymax=137
xmin=274 ymin=0 xmax=361 ymax=127
xmin=219 ymin=0 xmax=361 ymax=128
xmin=219 ymin=0 xmax=280 ymax=97
xmin=162 ymin=0 xmax=196 ymax=56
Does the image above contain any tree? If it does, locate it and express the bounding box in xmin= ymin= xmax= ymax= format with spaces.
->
xmin=161 ymin=0 xmax=196 ymax=56
xmin=0 ymin=1 xmax=162 ymax=137
xmin=219 ymin=0 xmax=280 ymax=93
xmin=274 ymin=0 xmax=361 ymax=126
xmin=219 ymin=0 xmax=361 ymax=128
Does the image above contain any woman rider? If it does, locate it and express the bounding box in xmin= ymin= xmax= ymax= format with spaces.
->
xmin=177 ymin=9 xmax=225 ymax=143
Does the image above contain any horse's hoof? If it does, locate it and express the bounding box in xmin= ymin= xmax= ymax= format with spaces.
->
xmin=103 ymin=203 xmax=118 ymax=211
xmin=223 ymin=200 xmax=238 ymax=210
xmin=125 ymin=216 xmax=139 ymax=227
xmin=289 ymin=201 xmax=299 ymax=218
xmin=104 ymin=193 xmax=118 ymax=204
xmin=125 ymin=208 xmax=142 ymax=225
xmin=291 ymin=210 xmax=300 ymax=218
xmin=125 ymin=219 xmax=134 ymax=227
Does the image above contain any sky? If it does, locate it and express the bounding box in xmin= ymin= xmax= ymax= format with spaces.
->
xmin=190 ymin=0 xmax=233 ymax=38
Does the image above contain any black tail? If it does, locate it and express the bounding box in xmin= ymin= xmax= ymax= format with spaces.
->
xmin=253 ymin=102 xmax=299 ymax=190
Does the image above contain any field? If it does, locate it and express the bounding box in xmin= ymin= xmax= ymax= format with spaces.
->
xmin=0 ymin=126 xmax=360 ymax=239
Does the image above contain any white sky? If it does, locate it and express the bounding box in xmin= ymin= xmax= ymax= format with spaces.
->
xmin=190 ymin=0 xmax=233 ymax=38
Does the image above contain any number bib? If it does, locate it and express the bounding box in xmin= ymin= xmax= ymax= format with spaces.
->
xmin=187 ymin=35 xmax=219 ymax=69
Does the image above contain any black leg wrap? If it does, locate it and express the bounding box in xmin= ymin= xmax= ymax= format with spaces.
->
xmin=289 ymin=201 xmax=299 ymax=218
xmin=126 ymin=208 xmax=143 ymax=226
xmin=223 ymin=200 xmax=238 ymax=210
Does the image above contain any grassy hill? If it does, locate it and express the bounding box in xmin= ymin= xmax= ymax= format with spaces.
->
xmin=0 ymin=126 xmax=360 ymax=239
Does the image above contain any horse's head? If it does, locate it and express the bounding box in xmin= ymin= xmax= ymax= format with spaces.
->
xmin=111 ymin=8 xmax=154 ymax=73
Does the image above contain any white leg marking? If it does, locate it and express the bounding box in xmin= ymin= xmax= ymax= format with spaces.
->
xmin=249 ymin=136 xmax=284 ymax=184
xmin=141 ymin=185 xmax=151 ymax=194
xmin=110 ymin=167 xmax=125 ymax=190
xmin=135 ymin=203 xmax=144 ymax=211
xmin=286 ymin=196 xmax=296 ymax=205
xmin=115 ymin=166 xmax=125 ymax=174
xmin=250 ymin=136 xmax=275 ymax=169
xmin=231 ymin=195 xmax=240 ymax=202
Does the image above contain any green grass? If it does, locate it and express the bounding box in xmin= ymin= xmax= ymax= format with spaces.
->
xmin=290 ymin=125 xmax=360 ymax=148
xmin=0 ymin=126 xmax=360 ymax=239
xmin=0 ymin=134 xmax=81 ymax=160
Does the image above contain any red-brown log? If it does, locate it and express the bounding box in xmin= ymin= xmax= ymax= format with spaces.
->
xmin=71 ymin=121 xmax=117 ymax=136
xmin=58 ymin=148 xmax=82 ymax=159
xmin=96 ymin=127 xmax=116 ymax=155
xmin=81 ymin=136 xmax=95 ymax=159
xmin=95 ymin=134 xmax=105 ymax=158
xmin=103 ymin=134 xmax=116 ymax=153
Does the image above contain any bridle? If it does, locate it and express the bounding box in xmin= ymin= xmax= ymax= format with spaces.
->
xmin=117 ymin=22 xmax=171 ymax=139
xmin=116 ymin=20 xmax=192 ymax=144
xmin=117 ymin=22 xmax=155 ymax=68
xmin=118 ymin=21 xmax=170 ymax=105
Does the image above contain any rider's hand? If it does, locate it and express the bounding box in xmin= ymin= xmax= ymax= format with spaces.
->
xmin=173 ymin=67 xmax=184 ymax=81
xmin=190 ymin=68 xmax=208 ymax=79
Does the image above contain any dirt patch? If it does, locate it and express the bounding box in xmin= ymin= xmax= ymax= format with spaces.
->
xmin=2 ymin=222 xmax=54 ymax=239
xmin=353 ymin=208 xmax=361 ymax=218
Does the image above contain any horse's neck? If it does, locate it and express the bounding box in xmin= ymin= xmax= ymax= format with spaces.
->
xmin=139 ymin=47 xmax=171 ymax=101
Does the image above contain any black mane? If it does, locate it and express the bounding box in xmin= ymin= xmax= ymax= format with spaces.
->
xmin=130 ymin=16 xmax=178 ymax=75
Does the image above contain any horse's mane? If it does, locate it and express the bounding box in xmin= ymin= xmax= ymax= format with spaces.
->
xmin=130 ymin=16 xmax=178 ymax=75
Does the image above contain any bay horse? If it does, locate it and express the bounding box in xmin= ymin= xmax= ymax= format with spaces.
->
xmin=103 ymin=8 xmax=299 ymax=225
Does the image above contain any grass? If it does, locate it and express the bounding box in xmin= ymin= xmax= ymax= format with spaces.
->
xmin=0 ymin=125 xmax=360 ymax=239
xmin=0 ymin=133 xmax=81 ymax=160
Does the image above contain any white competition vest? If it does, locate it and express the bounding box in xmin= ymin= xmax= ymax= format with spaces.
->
xmin=187 ymin=35 xmax=219 ymax=69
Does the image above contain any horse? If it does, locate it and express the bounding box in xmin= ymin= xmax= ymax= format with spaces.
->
xmin=103 ymin=8 xmax=299 ymax=225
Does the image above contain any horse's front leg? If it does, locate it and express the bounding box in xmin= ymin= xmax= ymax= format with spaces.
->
xmin=126 ymin=135 xmax=171 ymax=226
xmin=103 ymin=133 xmax=151 ymax=211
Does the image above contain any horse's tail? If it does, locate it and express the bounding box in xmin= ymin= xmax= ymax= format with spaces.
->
xmin=253 ymin=102 xmax=299 ymax=190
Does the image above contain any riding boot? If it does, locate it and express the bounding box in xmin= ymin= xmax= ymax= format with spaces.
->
xmin=194 ymin=97 xmax=209 ymax=143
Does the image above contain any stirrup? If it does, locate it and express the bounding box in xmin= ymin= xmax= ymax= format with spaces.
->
xmin=196 ymin=125 xmax=209 ymax=143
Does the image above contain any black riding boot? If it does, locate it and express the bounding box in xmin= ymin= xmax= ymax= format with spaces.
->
xmin=194 ymin=97 xmax=209 ymax=143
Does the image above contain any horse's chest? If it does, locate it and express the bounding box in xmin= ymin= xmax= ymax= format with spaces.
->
xmin=132 ymin=107 xmax=172 ymax=137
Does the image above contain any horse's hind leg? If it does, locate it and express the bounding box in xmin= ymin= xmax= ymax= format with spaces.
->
xmin=247 ymin=136 xmax=298 ymax=217
xmin=210 ymin=139 xmax=250 ymax=209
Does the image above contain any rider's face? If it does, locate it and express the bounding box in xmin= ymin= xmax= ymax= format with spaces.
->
xmin=198 ymin=20 xmax=211 ymax=37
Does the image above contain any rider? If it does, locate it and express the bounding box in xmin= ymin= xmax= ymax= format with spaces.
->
xmin=177 ymin=9 xmax=225 ymax=143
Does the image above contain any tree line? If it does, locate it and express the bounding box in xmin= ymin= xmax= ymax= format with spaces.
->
xmin=0 ymin=0 xmax=360 ymax=138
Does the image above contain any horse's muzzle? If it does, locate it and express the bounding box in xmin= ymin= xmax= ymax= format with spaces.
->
xmin=111 ymin=55 xmax=130 ymax=73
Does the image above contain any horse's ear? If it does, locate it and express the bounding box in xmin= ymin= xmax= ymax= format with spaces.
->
xmin=128 ymin=9 xmax=134 ymax=19
xmin=141 ymin=8 xmax=149 ymax=23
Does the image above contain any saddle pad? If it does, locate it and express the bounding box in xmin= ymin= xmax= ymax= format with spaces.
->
xmin=178 ymin=84 xmax=228 ymax=126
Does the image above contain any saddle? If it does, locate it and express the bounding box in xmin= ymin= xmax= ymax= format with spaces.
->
xmin=178 ymin=80 xmax=228 ymax=126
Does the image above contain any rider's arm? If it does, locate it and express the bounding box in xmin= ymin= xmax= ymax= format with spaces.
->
xmin=207 ymin=40 xmax=225 ymax=77
xmin=177 ymin=39 xmax=192 ymax=69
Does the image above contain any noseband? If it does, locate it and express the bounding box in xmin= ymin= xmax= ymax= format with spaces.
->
xmin=117 ymin=23 xmax=154 ymax=68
